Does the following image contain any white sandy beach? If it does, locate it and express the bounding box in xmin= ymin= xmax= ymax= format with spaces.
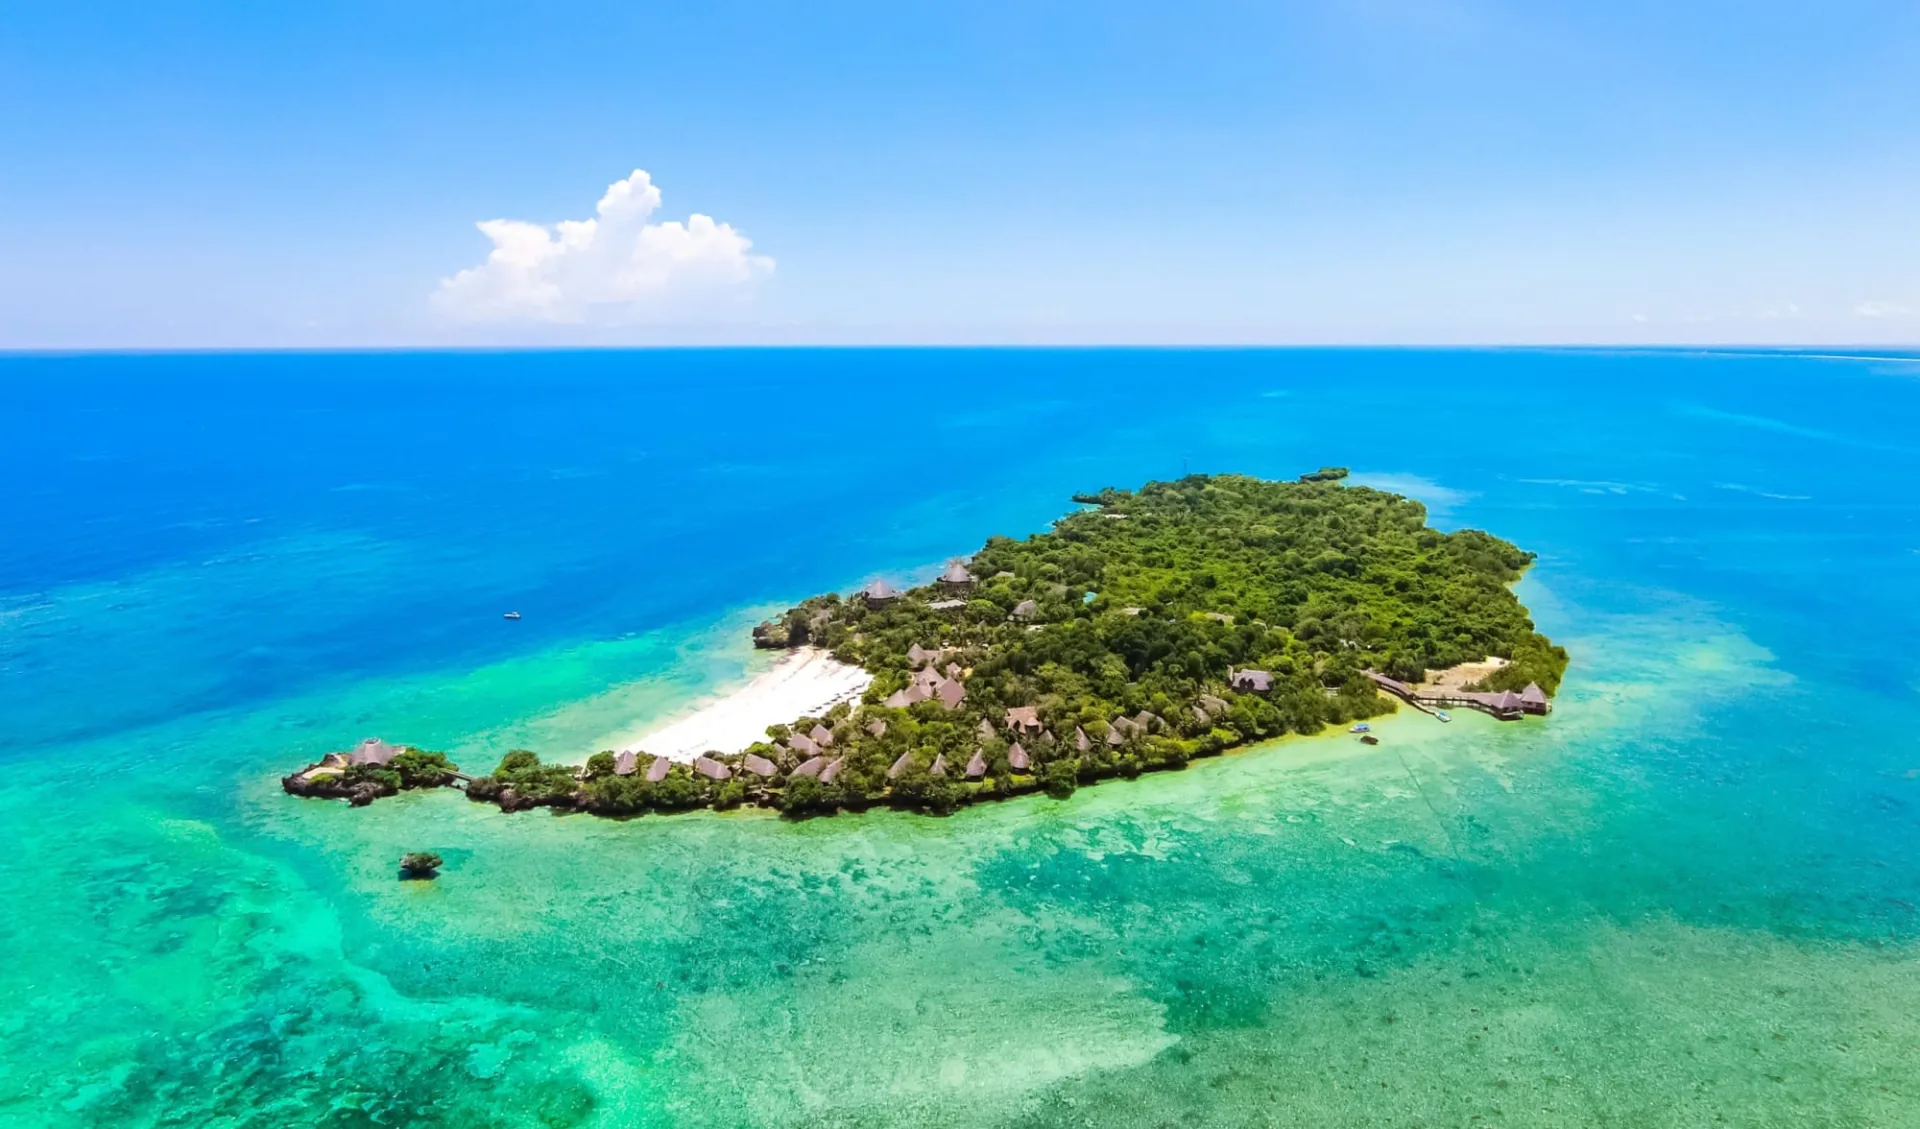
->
xmin=614 ymin=647 xmax=873 ymax=761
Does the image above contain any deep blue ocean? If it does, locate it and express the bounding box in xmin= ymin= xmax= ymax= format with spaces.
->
xmin=5 ymin=348 xmax=1920 ymax=1127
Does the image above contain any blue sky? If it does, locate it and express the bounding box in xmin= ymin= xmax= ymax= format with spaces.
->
xmin=2 ymin=1 xmax=1917 ymax=347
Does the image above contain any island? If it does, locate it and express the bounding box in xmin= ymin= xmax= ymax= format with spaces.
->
xmin=285 ymin=471 xmax=1566 ymax=817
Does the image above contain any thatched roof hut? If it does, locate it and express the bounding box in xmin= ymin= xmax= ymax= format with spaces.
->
xmin=693 ymin=755 xmax=732 ymax=781
xmin=1230 ymin=669 xmax=1274 ymax=693
xmin=792 ymin=754 xmax=828 ymax=778
xmin=809 ymin=724 xmax=835 ymax=747
xmin=348 ymin=738 xmax=401 ymax=767
xmin=888 ymin=751 xmax=914 ymax=780
xmin=965 ymin=749 xmax=987 ymax=779
xmin=861 ymin=579 xmax=903 ymax=605
xmin=935 ymin=678 xmax=966 ymax=710
xmin=613 ymin=751 xmax=640 ymax=776
xmin=742 ymin=753 xmax=778 ymax=778
xmin=820 ymin=756 xmax=846 ymax=784
xmin=929 ymin=754 xmax=948 ymax=778
xmin=1005 ymin=705 xmax=1041 ymax=732
xmin=646 ymin=756 xmax=672 ymax=782
xmin=1008 ymin=742 xmax=1030 ymax=771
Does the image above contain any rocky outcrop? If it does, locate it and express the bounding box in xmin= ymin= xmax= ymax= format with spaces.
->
xmin=281 ymin=773 xmax=393 ymax=807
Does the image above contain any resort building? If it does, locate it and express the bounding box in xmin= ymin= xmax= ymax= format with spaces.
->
xmin=1363 ymin=670 xmax=1552 ymax=721
xmin=1229 ymin=669 xmax=1275 ymax=693
xmin=693 ymin=756 xmax=732 ymax=781
xmin=861 ymin=579 xmax=903 ymax=607
xmin=347 ymin=738 xmax=402 ymax=767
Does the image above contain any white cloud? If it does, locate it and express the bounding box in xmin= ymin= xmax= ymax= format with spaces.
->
xmin=434 ymin=170 xmax=773 ymax=323
xmin=1854 ymin=300 xmax=1913 ymax=319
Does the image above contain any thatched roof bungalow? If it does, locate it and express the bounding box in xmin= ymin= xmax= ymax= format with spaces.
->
xmin=646 ymin=756 xmax=672 ymax=782
xmin=693 ymin=756 xmax=732 ymax=781
xmin=742 ymin=753 xmax=778 ymax=778
xmin=792 ymin=754 xmax=829 ymax=778
xmin=1008 ymin=742 xmax=1030 ymax=771
xmin=614 ymin=751 xmax=640 ymax=776
xmin=348 ymin=738 xmax=402 ymax=767
xmin=1229 ymin=669 xmax=1274 ymax=693
xmin=965 ymin=749 xmax=987 ymax=779
xmin=1005 ymin=705 xmax=1042 ymax=732
xmin=935 ymin=678 xmax=966 ymax=710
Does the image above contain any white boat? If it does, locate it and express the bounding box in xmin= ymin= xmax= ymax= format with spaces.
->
xmin=1350 ymin=723 xmax=1370 ymax=733
xmin=1434 ymin=710 xmax=1451 ymax=723
xmin=503 ymin=611 xmax=522 ymax=620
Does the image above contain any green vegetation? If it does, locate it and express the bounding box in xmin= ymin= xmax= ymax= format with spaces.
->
xmin=465 ymin=749 xmax=583 ymax=808
xmin=738 ymin=473 xmax=1562 ymax=817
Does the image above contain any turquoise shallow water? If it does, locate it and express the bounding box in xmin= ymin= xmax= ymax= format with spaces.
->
xmin=4 ymin=348 xmax=1919 ymax=1126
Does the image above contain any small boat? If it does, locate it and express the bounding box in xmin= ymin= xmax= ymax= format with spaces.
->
xmin=1350 ymin=723 xmax=1370 ymax=733
xmin=1359 ymin=734 xmax=1380 ymax=745
xmin=1434 ymin=710 xmax=1451 ymax=723
xmin=502 ymin=611 xmax=522 ymax=620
